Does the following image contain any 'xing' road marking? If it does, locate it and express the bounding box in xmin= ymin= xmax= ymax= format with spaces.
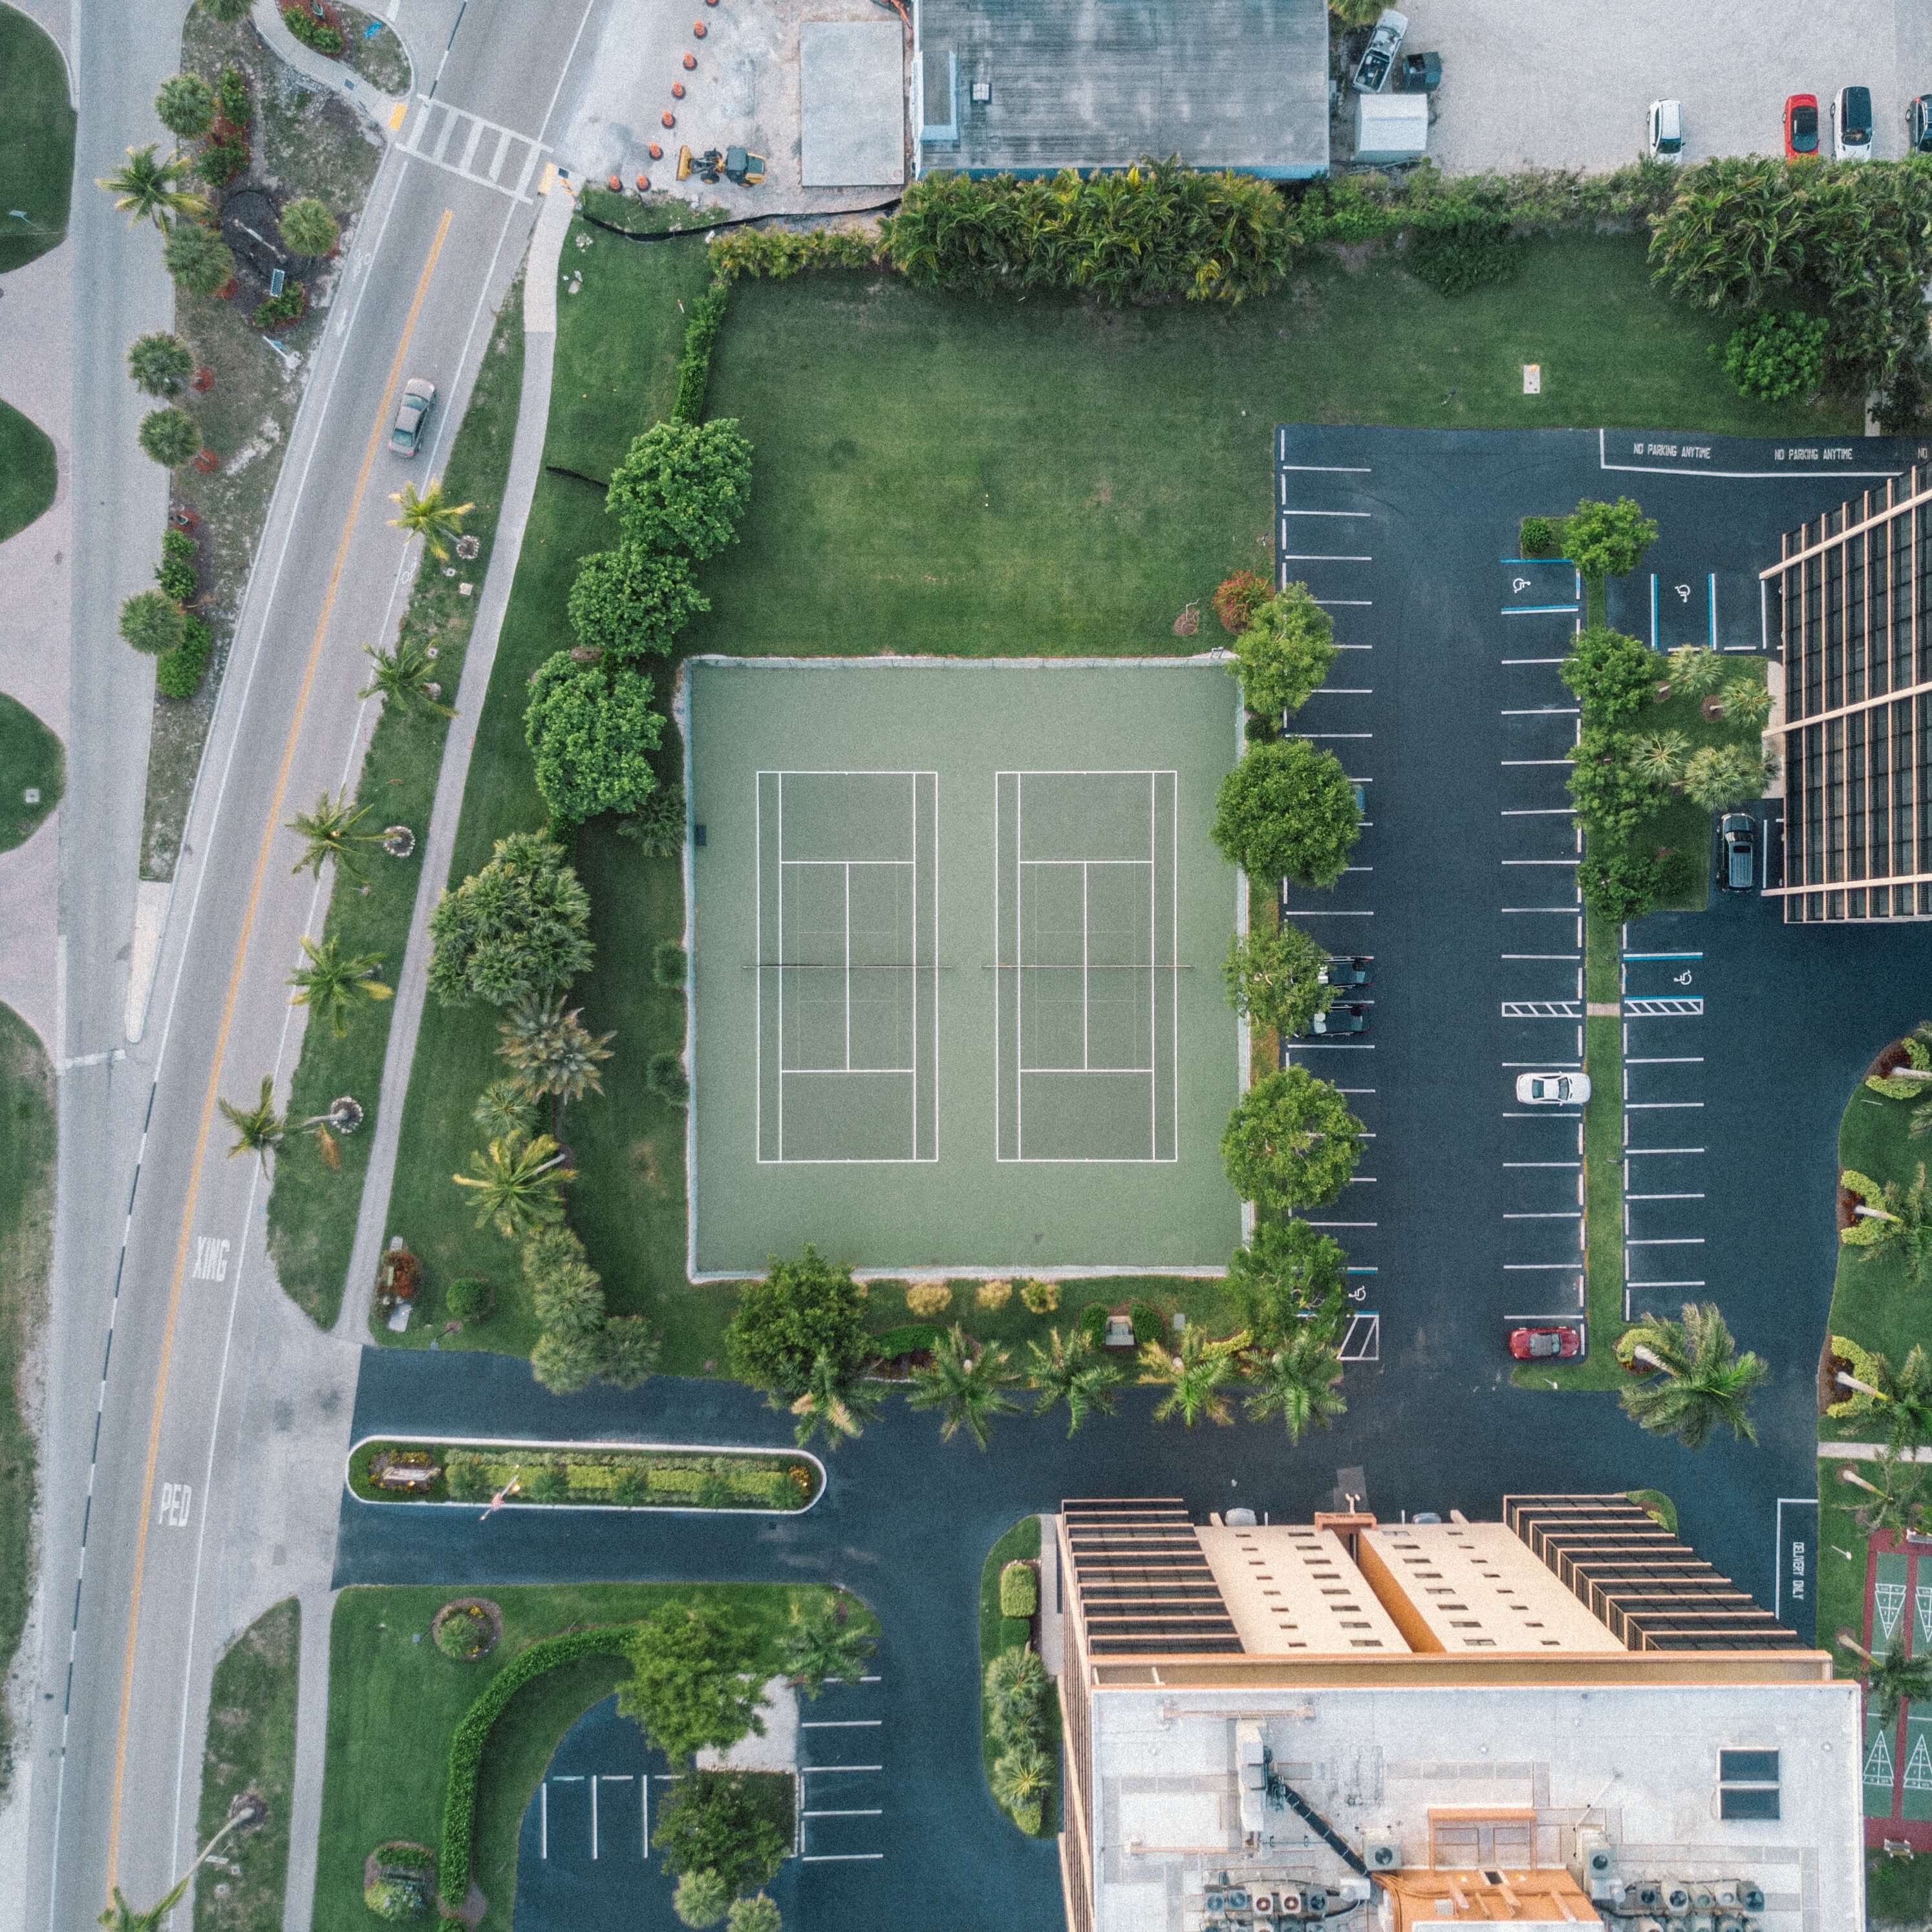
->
xmin=104 ymin=208 xmax=456 ymax=1896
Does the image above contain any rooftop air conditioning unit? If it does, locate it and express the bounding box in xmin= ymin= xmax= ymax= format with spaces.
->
xmin=1361 ymin=1831 xmax=1401 ymax=1872
xmin=1624 ymin=1883 xmax=1664 ymax=1913
xmin=1250 ymin=1894 xmax=1277 ymax=1918
xmin=1277 ymin=1892 xmax=1304 ymax=1917
xmin=1302 ymin=1889 xmax=1328 ymax=1916
xmin=1738 ymin=1882 xmax=1766 ymax=1912
xmin=1574 ymin=1828 xmax=1614 ymax=1898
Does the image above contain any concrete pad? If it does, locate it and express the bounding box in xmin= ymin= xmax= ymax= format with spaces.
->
xmin=696 ymin=1676 xmax=799 ymax=1770
xmin=123 ymin=878 xmax=171 ymax=1042
xmin=801 ymin=21 xmax=906 ymax=188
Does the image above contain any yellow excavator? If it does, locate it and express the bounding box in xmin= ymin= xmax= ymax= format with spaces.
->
xmin=676 ymin=144 xmax=766 ymax=186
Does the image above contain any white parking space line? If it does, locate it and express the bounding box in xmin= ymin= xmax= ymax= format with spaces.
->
xmin=1627 ymin=1100 xmax=1703 ymax=1110
xmin=1627 ymin=1146 xmax=1705 ymax=1155
xmin=1321 ymin=603 xmax=1375 ymax=611
xmin=802 ymin=1719 xmax=883 ymax=1728
xmin=1501 ymin=758 xmax=1575 ymax=766
xmin=1501 ymin=809 xmax=1575 ymax=816
xmin=805 ymin=1808 xmax=885 ymax=1817
xmin=1629 ymin=1237 xmax=1705 ymax=1246
xmin=1280 ymin=463 xmax=1373 ymax=471
xmin=1283 ymin=508 xmax=1372 ymax=517
xmin=1282 ymin=553 xmax=1373 ymax=562
xmin=1627 ymin=1056 xmax=1703 ymax=1064
xmin=804 ymin=1764 xmax=885 ymax=1773
xmin=1503 ymin=953 xmax=1580 ymax=960
xmin=803 ymin=1853 xmax=887 ymax=1862
xmin=1505 ymin=1161 xmax=1580 ymax=1168
xmin=1504 ymin=1211 xmax=1582 ymax=1219
xmin=1501 ymin=859 xmax=1580 ymax=866
xmin=1502 ymin=656 xmax=1566 ymax=665
xmin=1501 ymin=707 xmax=1580 ymax=716
xmin=1628 ymin=1192 xmax=1705 ymax=1201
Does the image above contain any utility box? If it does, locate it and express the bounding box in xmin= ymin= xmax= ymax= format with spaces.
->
xmin=1353 ymin=92 xmax=1428 ymax=166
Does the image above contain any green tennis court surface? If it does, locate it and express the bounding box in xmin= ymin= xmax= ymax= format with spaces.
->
xmin=686 ymin=660 xmax=1243 ymax=1276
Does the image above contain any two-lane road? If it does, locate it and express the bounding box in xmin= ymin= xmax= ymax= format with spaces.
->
xmin=27 ymin=3 xmax=611 ymax=1924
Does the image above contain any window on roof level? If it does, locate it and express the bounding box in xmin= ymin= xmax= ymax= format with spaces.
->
xmin=1719 ymin=1749 xmax=1779 ymax=1820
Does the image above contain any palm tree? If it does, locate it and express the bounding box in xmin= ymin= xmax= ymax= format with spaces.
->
xmin=472 ymin=1077 xmax=539 ymax=1141
xmin=1616 ymin=1301 xmax=1768 ymax=1450
xmin=453 ymin=1133 xmax=571 ymax=1240
xmin=1721 ymin=672 xmax=1774 ymax=727
xmin=286 ymin=789 xmax=383 ymax=882
xmin=1831 ymin=1342 xmax=1932 ymax=1447
xmin=388 ymin=478 xmax=474 ymax=561
xmin=1630 ymin=729 xmax=1690 ymax=784
xmin=777 ymin=1596 xmax=877 ymax=1696
xmin=96 ymin=143 xmax=208 ymax=230
xmin=1243 ymin=1329 xmax=1347 ymax=1443
xmin=1024 ymin=1327 xmax=1126 ymax=1437
xmin=286 ymin=934 xmax=393 ymax=1038
xmin=1839 ymin=1631 xmax=1932 ymax=1727
xmin=1837 ymin=1452 xmax=1932 ymax=1538
xmin=908 ymin=1325 xmax=1020 ymax=1450
xmin=100 ymin=1794 xmax=264 ymax=1929
xmin=219 ymin=1076 xmax=286 ymax=1166
xmin=496 ymin=995 xmax=615 ymax=1126
xmin=126 ymin=330 xmax=195 ymax=397
xmin=1682 ymin=743 xmax=1776 ymax=813
xmin=1849 ymin=1165 xmax=1932 ymax=1285
xmin=359 ymin=634 xmax=453 ymax=716
xmin=990 ymin=1744 xmax=1053 ymax=1812
xmin=1141 ymin=1327 xmax=1250 ymax=1428
xmin=1664 ymin=644 xmax=1726 ymax=696
xmin=789 ymin=1350 xmax=883 ymax=1451
xmin=984 ymin=1645 xmax=1048 ymax=1735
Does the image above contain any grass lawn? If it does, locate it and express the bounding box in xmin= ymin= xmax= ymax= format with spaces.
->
xmin=0 ymin=1001 xmax=53 ymax=1803
xmin=314 ymin=1581 xmax=850 ymax=1932
xmin=0 ymin=692 xmax=63 ymax=853
xmin=0 ymin=400 xmax=56 ymax=547
xmin=0 ymin=5 xmax=73 ymax=275
xmin=380 ymin=222 xmax=711 ymax=1361
xmin=265 ymin=296 xmax=525 ymax=1327
xmin=977 ymin=1513 xmax=1059 ymax=1836
xmin=195 ymin=1598 xmax=299 ymax=1932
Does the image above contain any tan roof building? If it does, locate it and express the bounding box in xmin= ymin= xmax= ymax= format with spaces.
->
xmin=1051 ymin=1497 xmax=1860 ymax=1932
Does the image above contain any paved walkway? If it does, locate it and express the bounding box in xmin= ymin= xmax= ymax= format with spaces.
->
xmin=336 ymin=176 xmax=574 ymax=1339
xmin=250 ymin=0 xmax=410 ymax=136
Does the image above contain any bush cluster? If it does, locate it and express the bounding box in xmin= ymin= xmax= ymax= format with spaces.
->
xmin=711 ymin=226 xmax=879 ymax=284
xmin=998 ymin=1560 xmax=1038 ymax=1620
xmin=439 ymin=1629 xmax=638 ymax=1904
xmin=982 ymin=1646 xmax=1054 ymax=1835
xmin=155 ymin=529 xmax=197 ymax=604
xmin=1718 ymin=308 xmax=1828 ymax=402
xmin=282 ymin=5 xmax=345 ymax=54
xmin=672 ymin=280 xmax=731 ymax=425
xmin=156 ymin=614 xmax=213 ymax=699
xmin=1293 ymin=160 xmax=1681 ymax=247
xmin=883 ymin=161 xmax=1299 ymax=305
xmin=253 ymin=281 xmax=308 ymax=331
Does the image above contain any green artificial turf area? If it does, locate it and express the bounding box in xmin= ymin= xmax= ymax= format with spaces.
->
xmin=195 ymin=1598 xmax=299 ymax=1932
xmin=0 ymin=1001 xmax=53 ymax=1803
xmin=0 ymin=692 xmax=63 ymax=852
xmin=0 ymin=6 xmax=74 ymax=274
xmin=0 ymin=400 xmax=56 ymax=547
xmin=313 ymin=1582 xmax=851 ymax=1932
xmin=382 ymin=222 xmax=1825 ymax=1377
xmin=265 ymin=295 xmax=525 ymax=1327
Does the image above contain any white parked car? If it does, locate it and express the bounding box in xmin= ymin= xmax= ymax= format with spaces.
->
xmin=1647 ymin=99 xmax=1684 ymax=162
xmin=1516 ymin=1072 xmax=1591 ymax=1105
xmin=1351 ymin=10 xmax=1408 ymax=94
xmin=1833 ymin=85 xmax=1874 ymax=160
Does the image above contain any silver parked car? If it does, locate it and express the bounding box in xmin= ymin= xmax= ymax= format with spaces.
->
xmin=389 ymin=378 xmax=436 ymax=457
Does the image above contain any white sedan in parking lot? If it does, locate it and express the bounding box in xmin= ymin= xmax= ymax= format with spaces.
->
xmin=1516 ymin=1072 xmax=1591 ymax=1105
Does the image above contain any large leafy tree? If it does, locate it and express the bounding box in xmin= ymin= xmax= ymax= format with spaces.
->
xmin=1564 ymin=495 xmax=1658 ymax=581
xmin=1140 ymin=1327 xmax=1249 ymax=1428
xmin=567 ymin=543 xmax=708 ymax=659
xmin=1568 ymin=727 xmax=1668 ymax=837
xmin=1561 ymin=625 xmax=1656 ymax=725
xmin=427 ymin=830 xmax=594 ymax=1008
xmin=453 ymin=1133 xmax=570 ymax=1240
xmin=1230 ymin=583 xmax=1337 ymax=720
xmin=286 ymin=934 xmax=392 ymax=1038
xmin=1225 ymin=1217 xmax=1346 ymax=1347
xmin=621 ymin=1602 xmax=768 ymax=1765
xmin=1616 ymin=1301 xmax=1768 ymax=1450
xmin=908 ymin=1326 xmax=1021 ymax=1450
xmin=654 ymin=1770 xmax=789 ymax=1894
xmin=126 ymin=330 xmax=195 ymax=396
xmin=1220 ymin=1067 xmax=1363 ymax=1210
xmin=98 ymin=144 xmax=208 ymax=229
xmin=725 ymin=1245 xmax=870 ymax=1398
xmin=1243 ymin=1329 xmax=1348 ymax=1443
xmin=1211 ymin=739 xmax=1360 ymax=888
xmin=388 ymin=477 xmax=474 ymax=559
xmin=606 ymin=418 xmax=755 ymax=559
xmin=160 ymin=219 xmax=234 ymax=295
xmin=1024 ymin=1326 xmax=1126 ymax=1436
xmin=524 ymin=654 xmax=665 ymax=826
xmin=1222 ymin=919 xmax=1333 ymax=1039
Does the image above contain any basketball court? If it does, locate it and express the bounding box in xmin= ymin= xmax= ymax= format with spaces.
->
xmin=683 ymin=658 xmax=1244 ymax=1277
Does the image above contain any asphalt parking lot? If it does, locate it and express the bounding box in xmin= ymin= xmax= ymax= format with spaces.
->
xmin=1388 ymin=0 xmax=1922 ymax=174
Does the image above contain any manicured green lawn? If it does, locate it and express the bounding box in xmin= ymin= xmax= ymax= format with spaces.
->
xmin=314 ymin=1582 xmax=850 ymax=1932
xmin=977 ymin=1513 xmax=1058 ymax=1836
xmin=0 ymin=400 xmax=56 ymax=546
xmin=0 ymin=1000 xmax=53 ymax=1804
xmin=0 ymin=6 xmax=74 ymax=275
xmin=0 ymin=692 xmax=63 ymax=852
xmin=195 ymin=1599 xmax=299 ymax=1932
xmin=266 ymin=299 xmax=525 ymax=1327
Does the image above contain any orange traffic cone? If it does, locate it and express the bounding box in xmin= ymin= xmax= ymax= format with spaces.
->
xmin=661 ymin=110 xmax=676 ymax=127
xmin=671 ymin=81 xmax=685 ymax=98
xmin=682 ymin=52 xmax=696 ymax=69
xmin=649 ymin=141 xmax=663 ymax=158
xmin=636 ymin=174 xmax=650 ymax=191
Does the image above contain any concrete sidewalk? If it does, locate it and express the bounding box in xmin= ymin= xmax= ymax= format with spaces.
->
xmin=250 ymin=0 xmax=411 ymax=136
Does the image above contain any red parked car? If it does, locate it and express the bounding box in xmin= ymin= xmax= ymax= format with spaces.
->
xmin=1509 ymin=1324 xmax=1583 ymax=1362
xmin=1784 ymin=93 xmax=1820 ymax=159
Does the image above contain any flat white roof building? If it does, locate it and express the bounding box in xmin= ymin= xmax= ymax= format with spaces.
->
xmin=1051 ymin=1497 xmax=1861 ymax=1932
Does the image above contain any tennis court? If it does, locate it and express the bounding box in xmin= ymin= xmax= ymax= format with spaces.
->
xmin=685 ymin=659 xmax=1243 ymax=1278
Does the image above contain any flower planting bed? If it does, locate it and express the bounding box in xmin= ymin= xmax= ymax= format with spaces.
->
xmin=346 ymin=1437 xmax=824 ymax=1512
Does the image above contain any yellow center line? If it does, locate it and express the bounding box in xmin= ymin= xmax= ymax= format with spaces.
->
xmin=103 ymin=206 xmax=455 ymax=1897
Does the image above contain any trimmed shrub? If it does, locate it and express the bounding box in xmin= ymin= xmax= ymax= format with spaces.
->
xmin=1405 ymin=207 xmax=1520 ymax=296
xmin=155 ymin=615 xmax=214 ymax=699
xmin=1518 ymin=514 xmax=1562 ymax=558
xmin=439 ymin=1629 xmax=638 ymax=1902
xmin=363 ymin=1874 xmax=429 ymax=1921
xmin=283 ymin=5 xmax=345 ymax=54
xmin=999 ymin=1560 xmax=1038 ymax=1620
xmin=280 ymin=195 xmax=340 ymax=257
xmin=195 ymin=138 xmax=248 ymax=189
xmin=672 ymin=1870 xmax=731 ymax=1929
xmin=672 ymin=279 xmax=731 ymax=424
xmin=871 ymin=1321 xmax=942 ymax=1358
xmin=434 ymin=1604 xmax=491 ymax=1660
xmin=647 ymin=1049 xmax=690 ymax=1107
xmin=215 ymin=64 xmax=252 ymax=130
xmin=444 ymin=1277 xmax=491 ymax=1323
xmin=616 ymin=782 xmax=687 ymax=858
xmin=138 ymin=406 xmax=202 ymax=469
xmin=1719 ymin=308 xmax=1828 ymax=403
xmin=975 ymin=1278 xmax=1013 ymax=1311
xmin=162 ymin=220 xmax=235 ymax=297
xmin=652 ymin=940 xmax=689 ymax=989
xmin=155 ymin=74 xmax=217 ymax=140
xmin=1211 ymin=569 xmax=1271 ymax=634
xmin=156 ymin=528 xmax=199 ymax=604
xmin=904 ymin=1281 xmax=952 ymax=1318
xmin=127 ymin=331 xmax=196 ymax=398
xmin=254 ymin=281 xmax=309 ymax=331
xmin=711 ymin=226 xmax=879 ymax=283
xmin=1019 ymin=1278 xmax=1058 ymax=1315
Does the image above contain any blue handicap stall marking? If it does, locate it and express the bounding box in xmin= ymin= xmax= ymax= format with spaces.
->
xmin=1499 ymin=558 xmax=1581 ymax=616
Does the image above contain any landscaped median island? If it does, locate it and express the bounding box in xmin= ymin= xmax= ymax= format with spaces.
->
xmin=345 ymin=1436 xmax=824 ymax=1511
xmin=312 ymin=1583 xmax=874 ymax=1932
xmin=978 ymin=1516 xmax=1060 ymax=1839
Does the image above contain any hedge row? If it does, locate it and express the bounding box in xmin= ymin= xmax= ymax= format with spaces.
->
xmin=671 ymin=280 xmax=730 ymax=424
xmin=438 ymin=1627 xmax=638 ymax=1904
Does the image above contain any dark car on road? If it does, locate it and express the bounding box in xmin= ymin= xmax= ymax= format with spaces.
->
xmin=1911 ymin=94 xmax=1932 ymax=154
xmin=1309 ymin=1002 xmax=1368 ymax=1036
xmin=1719 ymin=812 xmax=1756 ymax=892
xmin=1510 ymin=1323 xmax=1584 ymax=1362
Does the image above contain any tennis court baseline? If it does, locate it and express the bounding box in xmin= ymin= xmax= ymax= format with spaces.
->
xmin=994 ymin=769 xmax=1178 ymax=1163
xmin=756 ymin=769 xmax=939 ymax=1163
